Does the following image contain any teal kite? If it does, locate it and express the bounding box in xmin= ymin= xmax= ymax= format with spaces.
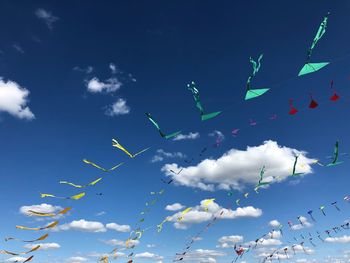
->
xmin=291 ymin=155 xmax=304 ymax=176
xmin=255 ymin=166 xmax=269 ymax=189
xmin=298 ymin=13 xmax=330 ymax=76
xmin=146 ymin=113 xmax=181 ymax=139
xmin=245 ymin=54 xmax=269 ymax=100
xmin=327 ymin=140 xmax=342 ymax=166
xmin=187 ymin=81 xmax=221 ymax=121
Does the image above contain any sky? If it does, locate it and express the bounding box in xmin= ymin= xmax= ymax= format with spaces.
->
xmin=1 ymin=1 xmax=350 ymax=263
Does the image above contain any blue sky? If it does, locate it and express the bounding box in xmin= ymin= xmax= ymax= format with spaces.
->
xmin=1 ymin=1 xmax=350 ymax=263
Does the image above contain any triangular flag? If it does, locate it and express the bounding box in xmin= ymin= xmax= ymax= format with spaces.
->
xmin=298 ymin=62 xmax=329 ymax=76
xmin=309 ymin=99 xmax=319 ymax=109
xmin=201 ymin=111 xmax=221 ymax=121
xmin=330 ymin=93 xmax=339 ymax=101
xmin=245 ymin=88 xmax=269 ymax=100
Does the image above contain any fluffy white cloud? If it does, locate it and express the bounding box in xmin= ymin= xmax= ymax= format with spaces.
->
xmin=106 ymin=222 xmax=130 ymax=232
xmin=95 ymin=211 xmax=106 ymax=216
xmin=269 ymin=219 xmax=281 ymax=228
xmin=135 ymin=252 xmax=163 ymax=261
xmin=165 ymin=203 xmax=185 ymax=211
xmin=105 ymin=98 xmax=130 ymax=116
xmin=86 ymin=77 xmax=121 ymax=93
xmin=325 ymin=235 xmax=350 ymax=243
xmin=67 ymin=256 xmax=88 ymax=263
xmin=173 ymin=132 xmax=200 ymax=141
xmin=161 ymin=140 xmax=315 ymax=191
xmin=218 ymin=235 xmax=244 ymax=248
xmin=35 ymin=8 xmax=59 ymax=30
xmin=0 ymin=78 xmax=35 ymax=120
xmin=58 ymin=219 xmax=106 ymax=232
xmin=291 ymin=216 xmax=313 ymax=230
xmin=151 ymin=149 xmax=186 ymax=163
xmin=19 ymin=203 xmax=62 ymax=216
xmin=24 ymin=242 xmax=60 ymax=250
xmin=169 ymin=200 xmax=262 ymax=229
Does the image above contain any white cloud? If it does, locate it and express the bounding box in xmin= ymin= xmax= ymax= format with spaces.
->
xmin=0 ymin=78 xmax=35 ymax=120
xmin=12 ymin=44 xmax=24 ymax=54
xmin=35 ymin=8 xmax=59 ymax=30
xmin=24 ymin=242 xmax=60 ymax=250
xmin=161 ymin=140 xmax=315 ymax=191
xmin=173 ymin=132 xmax=200 ymax=141
xmin=269 ymin=219 xmax=281 ymax=228
xmin=86 ymin=77 xmax=121 ymax=93
xmin=102 ymin=238 xmax=139 ymax=248
xmin=177 ymin=249 xmax=226 ymax=262
xmin=135 ymin=252 xmax=163 ymax=261
xmin=165 ymin=203 xmax=185 ymax=211
xmin=218 ymin=235 xmax=244 ymax=248
xmin=95 ymin=211 xmax=106 ymax=216
xmin=325 ymin=235 xmax=350 ymax=243
xmin=19 ymin=203 xmax=62 ymax=216
xmin=105 ymin=98 xmax=130 ymax=116
xmin=5 ymin=257 xmax=28 ymax=262
xmin=67 ymin=256 xmax=88 ymax=263
xmin=73 ymin=66 xmax=93 ymax=74
xmin=291 ymin=216 xmax=313 ymax=230
xmin=169 ymin=200 xmax=262 ymax=229
xmin=109 ymin=63 xmax=117 ymax=74
xmin=57 ymin=219 xmax=106 ymax=232
xmin=151 ymin=149 xmax=186 ymax=163
xmin=106 ymin=222 xmax=130 ymax=232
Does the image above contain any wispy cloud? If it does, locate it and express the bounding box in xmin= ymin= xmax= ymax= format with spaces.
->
xmin=35 ymin=8 xmax=59 ymax=30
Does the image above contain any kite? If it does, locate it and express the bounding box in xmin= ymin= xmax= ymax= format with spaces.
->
xmin=27 ymin=207 xmax=71 ymax=217
xmin=269 ymin=114 xmax=278 ymax=120
xmin=157 ymin=217 xmax=171 ymax=232
xmin=5 ymin=233 xmax=49 ymax=243
xmin=297 ymin=216 xmax=304 ymax=225
xmin=244 ymin=193 xmax=249 ymax=198
xmin=236 ymin=199 xmax=240 ymax=206
xmin=327 ymin=140 xmax=342 ymax=166
xmin=199 ymin=148 xmax=207 ymax=156
xmin=99 ymin=256 xmax=108 ymax=263
xmin=83 ymin=159 xmax=124 ymax=172
xmin=40 ymin=192 xmax=85 ymax=200
xmin=202 ymin=198 xmax=215 ymax=211
xmin=331 ymin=201 xmax=340 ymax=211
xmin=177 ymin=207 xmax=192 ymax=221
xmin=245 ymin=54 xmax=269 ymax=100
xmin=288 ymin=99 xmax=298 ymax=115
xmin=308 ymin=93 xmax=319 ymax=109
xmin=319 ymin=205 xmax=326 ymax=216
xmin=329 ymin=80 xmax=340 ymax=101
xmin=255 ymin=166 xmax=269 ymax=189
xmin=187 ymin=81 xmax=221 ymax=121
xmin=161 ymin=178 xmax=174 ymax=184
xmin=231 ymin=129 xmax=239 ymax=137
xmin=0 ymin=245 xmax=40 ymax=256
xmin=23 ymin=256 xmax=34 ymax=263
xmin=307 ymin=210 xmax=316 ymax=222
xmin=146 ymin=113 xmax=181 ymax=139
xmin=249 ymin=119 xmax=257 ymax=126
xmin=291 ymin=155 xmax=304 ymax=176
xmin=60 ymin=178 xmax=102 ymax=188
xmin=344 ymin=196 xmax=350 ymax=202
xmin=112 ymin=139 xmax=150 ymax=158
xmin=16 ymin=221 xmax=59 ymax=231
xmin=298 ymin=13 xmax=330 ymax=76
xmin=170 ymin=168 xmax=183 ymax=175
